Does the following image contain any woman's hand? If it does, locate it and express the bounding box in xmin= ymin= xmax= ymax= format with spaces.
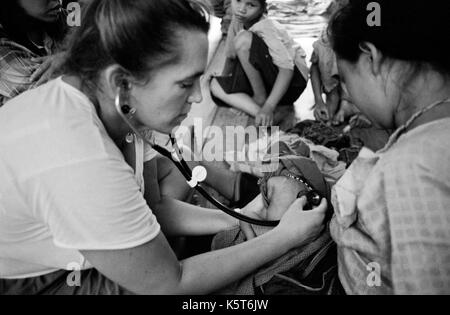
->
xmin=275 ymin=197 xmax=327 ymax=249
xmin=30 ymin=52 xmax=65 ymax=86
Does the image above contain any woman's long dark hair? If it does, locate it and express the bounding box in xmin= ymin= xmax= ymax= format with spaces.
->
xmin=0 ymin=0 xmax=68 ymax=55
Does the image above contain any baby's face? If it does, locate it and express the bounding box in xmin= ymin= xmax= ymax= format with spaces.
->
xmin=265 ymin=176 xmax=306 ymax=221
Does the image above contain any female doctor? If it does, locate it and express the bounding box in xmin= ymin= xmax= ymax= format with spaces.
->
xmin=0 ymin=0 xmax=326 ymax=295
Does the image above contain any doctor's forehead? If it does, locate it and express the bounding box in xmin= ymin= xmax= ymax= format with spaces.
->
xmin=169 ymin=29 xmax=208 ymax=76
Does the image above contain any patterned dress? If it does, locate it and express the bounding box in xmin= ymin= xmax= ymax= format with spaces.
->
xmin=331 ymin=115 xmax=450 ymax=294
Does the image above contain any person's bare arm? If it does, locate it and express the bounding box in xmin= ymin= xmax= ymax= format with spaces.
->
xmin=310 ymin=64 xmax=330 ymax=122
xmin=225 ymin=16 xmax=243 ymax=59
xmin=151 ymin=197 xmax=239 ymax=236
xmin=81 ymin=197 xmax=326 ymax=295
xmin=143 ymin=157 xmax=243 ymax=237
xmin=310 ymin=64 xmax=324 ymax=105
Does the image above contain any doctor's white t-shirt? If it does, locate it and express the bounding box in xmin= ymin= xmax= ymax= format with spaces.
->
xmin=0 ymin=77 xmax=161 ymax=279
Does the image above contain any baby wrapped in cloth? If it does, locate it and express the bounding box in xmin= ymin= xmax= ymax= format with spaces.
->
xmin=212 ymin=142 xmax=341 ymax=295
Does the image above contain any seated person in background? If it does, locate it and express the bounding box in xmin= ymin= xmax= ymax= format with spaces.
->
xmin=0 ymin=0 xmax=68 ymax=106
xmin=311 ymin=30 xmax=343 ymax=124
xmin=310 ymin=1 xmax=371 ymax=128
xmin=210 ymin=0 xmax=309 ymax=131
xmin=310 ymin=28 xmax=389 ymax=151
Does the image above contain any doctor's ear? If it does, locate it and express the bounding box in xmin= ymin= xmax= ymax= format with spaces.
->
xmin=103 ymin=65 xmax=133 ymax=97
xmin=115 ymin=74 xmax=133 ymax=93
xmin=359 ymin=42 xmax=383 ymax=76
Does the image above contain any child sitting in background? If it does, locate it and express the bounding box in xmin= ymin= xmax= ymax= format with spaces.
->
xmin=310 ymin=4 xmax=371 ymax=128
xmin=210 ymin=0 xmax=309 ymax=131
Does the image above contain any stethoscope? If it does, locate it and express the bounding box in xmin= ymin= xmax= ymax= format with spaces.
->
xmin=115 ymin=83 xmax=322 ymax=227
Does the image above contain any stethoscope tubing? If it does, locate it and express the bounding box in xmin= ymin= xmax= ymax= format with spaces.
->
xmin=151 ymin=143 xmax=280 ymax=227
xmin=114 ymin=93 xmax=279 ymax=227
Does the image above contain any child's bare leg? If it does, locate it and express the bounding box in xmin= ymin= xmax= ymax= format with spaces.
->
xmin=210 ymin=78 xmax=261 ymax=116
xmin=311 ymin=63 xmax=330 ymax=122
xmin=234 ymin=31 xmax=267 ymax=106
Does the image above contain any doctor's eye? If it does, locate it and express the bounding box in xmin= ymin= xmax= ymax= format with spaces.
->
xmin=180 ymin=82 xmax=194 ymax=89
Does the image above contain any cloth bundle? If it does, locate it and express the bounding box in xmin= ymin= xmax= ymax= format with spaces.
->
xmin=288 ymin=120 xmax=364 ymax=166
xmin=227 ymin=130 xmax=347 ymax=184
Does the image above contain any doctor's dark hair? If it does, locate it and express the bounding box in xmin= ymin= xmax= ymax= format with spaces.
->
xmin=328 ymin=0 xmax=450 ymax=76
xmin=60 ymin=0 xmax=210 ymax=88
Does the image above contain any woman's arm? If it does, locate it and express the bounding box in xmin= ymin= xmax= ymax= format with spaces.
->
xmin=310 ymin=63 xmax=325 ymax=105
xmin=155 ymin=192 xmax=266 ymax=237
xmin=80 ymin=197 xmax=327 ymax=295
xmin=152 ymin=197 xmax=238 ymax=236
xmin=310 ymin=63 xmax=330 ymax=122
xmin=143 ymin=157 xmax=242 ymax=236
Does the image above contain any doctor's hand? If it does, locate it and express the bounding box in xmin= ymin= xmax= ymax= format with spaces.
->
xmin=275 ymin=197 xmax=327 ymax=249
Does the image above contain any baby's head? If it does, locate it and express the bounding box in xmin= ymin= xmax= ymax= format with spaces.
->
xmin=231 ymin=0 xmax=266 ymax=25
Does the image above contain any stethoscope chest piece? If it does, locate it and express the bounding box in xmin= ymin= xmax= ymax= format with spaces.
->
xmin=187 ymin=166 xmax=208 ymax=188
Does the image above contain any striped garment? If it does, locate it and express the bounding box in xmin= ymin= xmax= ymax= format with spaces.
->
xmin=0 ymin=24 xmax=53 ymax=107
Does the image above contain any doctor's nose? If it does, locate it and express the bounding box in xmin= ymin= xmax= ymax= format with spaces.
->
xmin=188 ymin=83 xmax=203 ymax=104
